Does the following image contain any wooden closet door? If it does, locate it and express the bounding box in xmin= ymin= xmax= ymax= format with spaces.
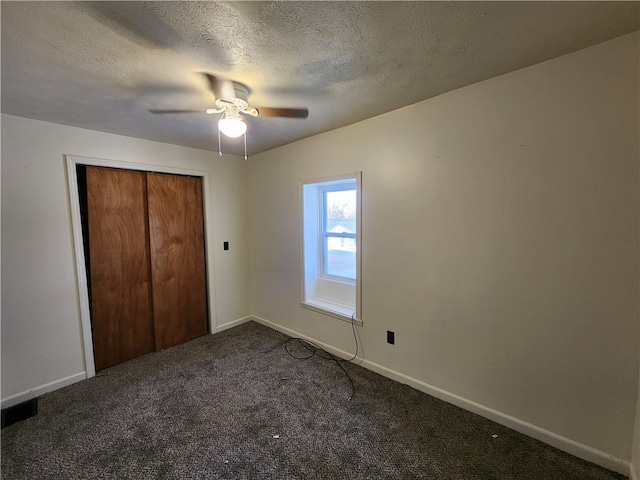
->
xmin=147 ymin=173 xmax=208 ymax=351
xmin=87 ymin=167 xmax=155 ymax=371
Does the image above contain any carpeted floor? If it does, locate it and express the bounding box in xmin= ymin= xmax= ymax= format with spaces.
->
xmin=1 ymin=321 xmax=626 ymax=479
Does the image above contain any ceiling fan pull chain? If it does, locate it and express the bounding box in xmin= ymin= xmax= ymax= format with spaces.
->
xmin=244 ymin=131 xmax=248 ymax=160
xmin=218 ymin=126 xmax=223 ymax=157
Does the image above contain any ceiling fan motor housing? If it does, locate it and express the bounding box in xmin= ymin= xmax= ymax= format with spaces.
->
xmin=214 ymin=81 xmax=257 ymax=116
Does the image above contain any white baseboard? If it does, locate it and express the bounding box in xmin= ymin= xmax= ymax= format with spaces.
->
xmin=1 ymin=317 xmax=630 ymax=477
xmin=251 ymin=315 xmax=630 ymax=477
xmin=1 ymin=372 xmax=86 ymax=409
xmin=1 ymin=316 xmax=254 ymax=409
xmin=215 ymin=315 xmax=253 ymax=333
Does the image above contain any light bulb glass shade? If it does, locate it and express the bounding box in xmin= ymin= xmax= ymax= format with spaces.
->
xmin=218 ymin=117 xmax=247 ymax=138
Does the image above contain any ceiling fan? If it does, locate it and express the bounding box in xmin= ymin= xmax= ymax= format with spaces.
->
xmin=150 ymin=74 xmax=309 ymax=156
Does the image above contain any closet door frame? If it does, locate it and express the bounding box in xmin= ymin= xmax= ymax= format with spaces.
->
xmin=65 ymin=155 xmax=215 ymax=379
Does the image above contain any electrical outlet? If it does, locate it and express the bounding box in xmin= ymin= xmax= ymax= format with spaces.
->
xmin=387 ymin=330 xmax=395 ymax=345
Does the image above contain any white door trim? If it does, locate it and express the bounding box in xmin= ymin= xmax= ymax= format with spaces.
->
xmin=65 ymin=154 xmax=216 ymax=378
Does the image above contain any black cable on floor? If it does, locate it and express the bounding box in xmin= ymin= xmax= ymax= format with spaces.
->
xmin=284 ymin=313 xmax=359 ymax=400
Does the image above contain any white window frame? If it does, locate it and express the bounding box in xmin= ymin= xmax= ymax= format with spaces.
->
xmin=300 ymin=172 xmax=362 ymax=325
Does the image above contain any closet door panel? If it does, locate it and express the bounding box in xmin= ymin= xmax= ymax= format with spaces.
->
xmin=147 ymin=173 xmax=208 ymax=351
xmin=87 ymin=167 xmax=155 ymax=371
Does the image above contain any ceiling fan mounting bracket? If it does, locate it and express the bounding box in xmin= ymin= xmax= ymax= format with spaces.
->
xmin=215 ymin=97 xmax=249 ymax=113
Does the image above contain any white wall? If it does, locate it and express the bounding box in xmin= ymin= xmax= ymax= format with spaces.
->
xmin=1 ymin=115 xmax=251 ymax=404
xmin=248 ymin=32 xmax=639 ymax=471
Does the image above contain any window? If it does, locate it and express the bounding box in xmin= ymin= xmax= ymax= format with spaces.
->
xmin=301 ymin=173 xmax=361 ymax=323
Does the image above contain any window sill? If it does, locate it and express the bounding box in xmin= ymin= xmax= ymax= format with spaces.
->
xmin=301 ymin=301 xmax=363 ymax=326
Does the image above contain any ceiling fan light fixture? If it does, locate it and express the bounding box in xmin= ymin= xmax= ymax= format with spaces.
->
xmin=218 ymin=112 xmax=247 ymax=138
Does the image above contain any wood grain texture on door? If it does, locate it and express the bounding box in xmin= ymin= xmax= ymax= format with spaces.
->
xmin=147 ymin=173 xmax=208 ymax=351
xmin=87 ymin=167 xmax=155 ymax=371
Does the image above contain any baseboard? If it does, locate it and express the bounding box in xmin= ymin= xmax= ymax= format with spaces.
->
xmin=215 ymin=315 xmax=253 ymax=333
xmin=251 ymin=315 xmax=630 ymax=476
xmin=0 ymin=317 xmax=254 ymax=408
xmin=1 ymin=372 xmax=86 ymax=409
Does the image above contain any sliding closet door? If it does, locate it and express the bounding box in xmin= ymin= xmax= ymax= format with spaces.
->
xmin=86 ymin=167 xmax=155 ymax=371
xmin=147 ymin=173 xmax=208 ymax=351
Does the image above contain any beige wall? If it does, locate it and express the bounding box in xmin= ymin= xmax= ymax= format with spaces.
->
xmin=1 ymin=30 xmax=637 ymax=477
xmin=1 ymin=115 xmax=251 ymax=403
xmin=248 ymin=32 xmax=639 ymax=469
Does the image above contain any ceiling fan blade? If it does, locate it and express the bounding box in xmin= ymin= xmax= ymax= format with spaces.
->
xmin=256 ymin=107 xmax=309 ymax=119
xmin=149 ymin=109 xmax=207 ymax=114
xmin=204 ymin=74 xmax=236 ymax=102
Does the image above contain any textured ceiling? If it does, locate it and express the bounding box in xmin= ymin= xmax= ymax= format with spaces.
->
xmin=2 ymin=1 xmax=638 ymax=156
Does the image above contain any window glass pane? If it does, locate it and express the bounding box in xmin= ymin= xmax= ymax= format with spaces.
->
xmin=325 ymin=189 xmax=356 ymax=234
xmin=324 ymin=188 xmax=356 ymax=279
xmin=326 ymin=236 xmax=356 ymax=279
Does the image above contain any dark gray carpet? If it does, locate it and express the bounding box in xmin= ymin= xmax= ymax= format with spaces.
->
xmin=1 ymin=321 xmax=626 ymax=479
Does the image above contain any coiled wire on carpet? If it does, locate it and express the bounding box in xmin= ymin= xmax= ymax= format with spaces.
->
xmin=284 ymin=313 xmax=359 ymax=400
